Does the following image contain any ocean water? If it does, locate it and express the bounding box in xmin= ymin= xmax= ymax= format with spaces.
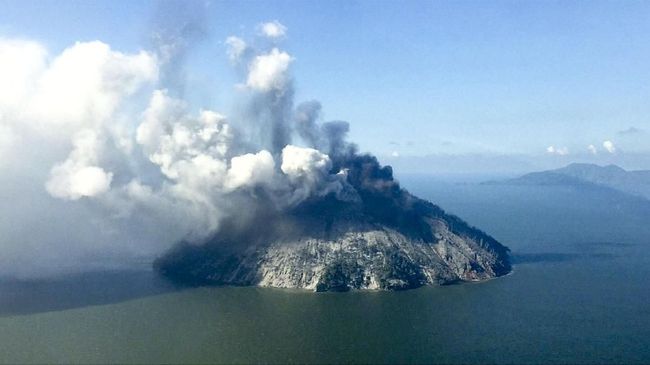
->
xmin=2 ymin=176 xmax=650 ymax=364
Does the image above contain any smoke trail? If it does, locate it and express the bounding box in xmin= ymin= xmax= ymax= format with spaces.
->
xmin=149 ymin=0 xmax=209 ymax=95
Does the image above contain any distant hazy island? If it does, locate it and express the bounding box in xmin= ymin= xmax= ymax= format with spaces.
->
xmin=490 ymin=163 xmax=650 ymax=200
xmin=155 ymin=155 xmax=511 ymax=292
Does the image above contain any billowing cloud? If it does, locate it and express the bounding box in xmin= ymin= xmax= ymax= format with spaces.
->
xmin=136 ymin=89 xmax=186 ymax=152
xmin=46 ymin=130 xmax=113 ymax=199
xmin=259 ymin=20 xmax=287 ymax=39
xmin=281 ymin=145 xmax=331 ymax=183
xmin=0 ymin=38 xmax=160 ymax=276
xmin=0 ymin=40 xmax=157 ymax=137
xmin=0 ymin=38 xmax=47 ymax=112
xmin=246 ymin=48 xmax=293 ymax=92
xmin=603 ymin=140 xmax=616 ymax=154
xmin=28 ymin=41 xmax=158 ymax=132
xmin=0 ymin=32 xmax=311 ymax=276
xmin=225 ymin=150 xmax=275 ymax=191
xmin=0 ymin=39 xmax=158 ymax=199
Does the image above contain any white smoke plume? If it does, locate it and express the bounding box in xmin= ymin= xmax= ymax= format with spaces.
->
xmin=258 ymin=21 xmax=288 ymax=39
xmin=246 ymin=48 xmax=293 ymax=92
xmin=0 ymin=21 xmax=360 ymax=278
xmin=46 ymin=130 xmax=113 ymax=200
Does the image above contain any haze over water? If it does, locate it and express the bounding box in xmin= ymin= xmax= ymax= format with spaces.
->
xmin=2 ymin=175 xmax=649 ymax=364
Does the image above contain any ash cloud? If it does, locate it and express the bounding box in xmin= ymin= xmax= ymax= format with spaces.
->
xmin=0 ymin=21 xmax=407 ymax=278
xmin=149 ymin=0 xmax=209 ymax=95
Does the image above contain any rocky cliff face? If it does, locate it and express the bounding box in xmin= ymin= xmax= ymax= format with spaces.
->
xmin=257 ymin=220 xmax=507 ymax=291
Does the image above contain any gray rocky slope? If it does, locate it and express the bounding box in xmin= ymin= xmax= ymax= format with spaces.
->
xmin=155 ymin=155 xmax=511 ymax=291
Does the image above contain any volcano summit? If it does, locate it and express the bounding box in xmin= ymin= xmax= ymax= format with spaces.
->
xmin=155 ymin=153 xmax=511 ymax=291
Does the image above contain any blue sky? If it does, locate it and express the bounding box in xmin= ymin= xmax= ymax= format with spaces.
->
xmin=2 ymin=0 xmax=649 ymax=163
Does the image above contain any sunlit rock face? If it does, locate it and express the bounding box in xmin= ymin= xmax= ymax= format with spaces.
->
xmin=155 ymin=155 xmax=511 ymax=292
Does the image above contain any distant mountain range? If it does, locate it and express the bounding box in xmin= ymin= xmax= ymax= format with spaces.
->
xmin=491 ymin=163 xmax=650 ymax=200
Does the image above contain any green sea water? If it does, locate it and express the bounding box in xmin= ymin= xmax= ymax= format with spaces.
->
xmin=2 ymin=177 xmax=650 ymax=364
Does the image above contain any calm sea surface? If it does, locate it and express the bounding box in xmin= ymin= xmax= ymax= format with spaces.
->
xmin=2 ymin=176 xmax=650 ymax=363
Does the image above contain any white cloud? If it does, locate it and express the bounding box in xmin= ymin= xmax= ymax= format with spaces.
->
xmin=0 ymin=38 xmax=47 ymax=113
xmin=45 ymin=130 xmax=113 ymax=199
xmin=49 ymin=166 xmax=113 ymax=199
xmin=391 ymin=151 xmax=400 ymax=157
xmin=22 ymin=41 xmax=159 ymax=200
xmin=225 ymin=36 xmax=247 ymax=63
xmin=259 ymin=20 xmax=287 ymax=39
xmin=246 ymin=48 xmax=293 ymax=92
xmin=136 ymin=89 xmax=187 ymax=152
xmin=281 ymin=145 xmax=331 ymax=182
xmin=135 ymin=89 xmax=237 ymax=216
xmin=225 ymin=150 xmax=275 ymax=191
xmin=281 ymin=145 xmax=344 ymax=205
xmin=546 ymin=145 xmax=568 ymax=155
xmin=587 ymin=144 xmax=598 ymax=155
xmin=603 ymin=140 xmax=616 ymax=154
xmin=26 ymin=41 xmax=158 ymax=133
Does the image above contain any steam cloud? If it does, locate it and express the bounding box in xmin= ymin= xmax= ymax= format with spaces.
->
xmin=0 ymin=20 xmax=384 ymax=278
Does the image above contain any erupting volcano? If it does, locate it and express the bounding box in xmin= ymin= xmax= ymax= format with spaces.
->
xmin=0 ymin=18 xmax=510 ymax=287
xmin=145 ymin=23 xmax=511 ymax=291
xmin=155 ymin=152 xmax=511 ymax=291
